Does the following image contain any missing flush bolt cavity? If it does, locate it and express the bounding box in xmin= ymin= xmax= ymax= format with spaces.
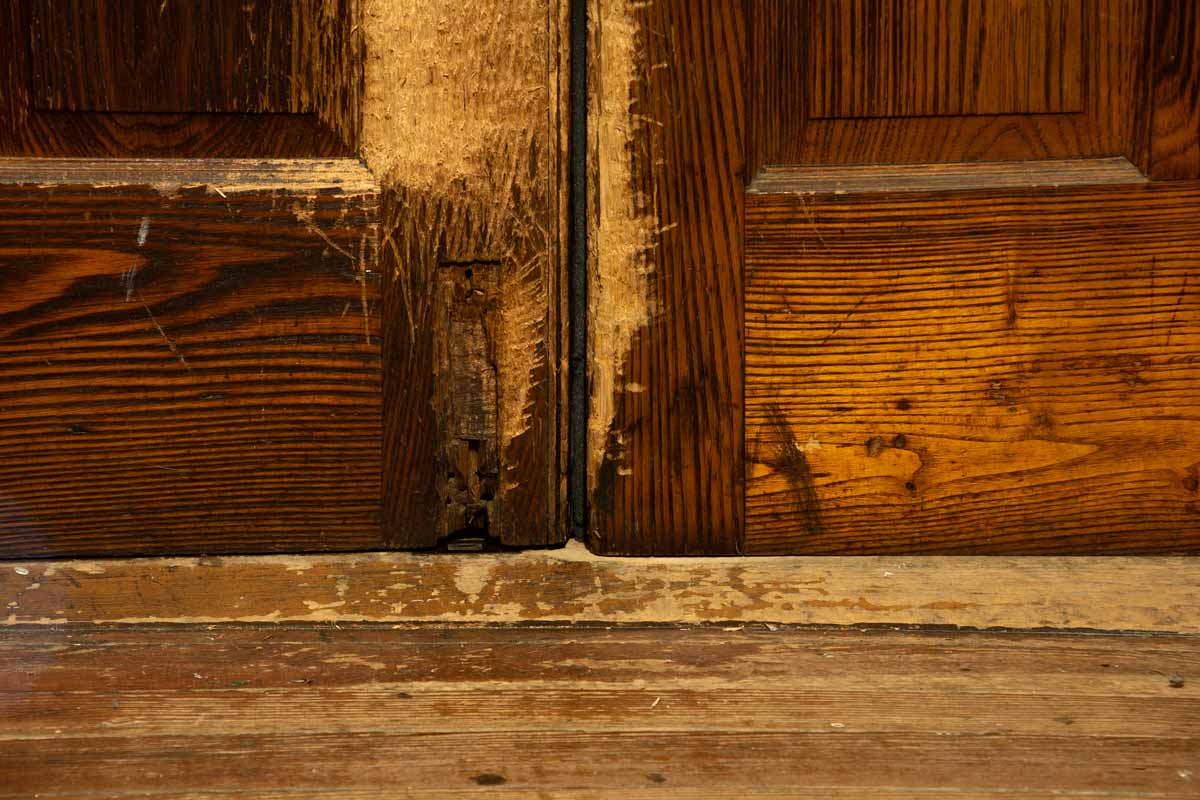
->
xmin=436 ymin=261 xmax=501 ymax=539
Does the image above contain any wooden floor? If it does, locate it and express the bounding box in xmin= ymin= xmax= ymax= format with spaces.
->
xmin=2 ymin=546 xmax=1197 ymax=797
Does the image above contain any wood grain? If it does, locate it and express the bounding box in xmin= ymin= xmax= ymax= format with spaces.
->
xmin=0 ymin=159 xmax=383 ymax=557
xmin=809 ymin=0 xmax=1083 ymax=119
xmin=587 ymin=0 xmax=745 ymax=554
xmin=0 ymin=625 xmax=1195 ymax=797
xmin=745 ymin=180 xmax=1200 ymax=554
xmin=371 ymin=0 xmax=566 ymax=547
xmin=4 ymin=542 xmax=1197 ymax=632
xmin=748 ymin=0 xmax=1144 ymax=170
xmin=1148 ymin=0 xmax=1200 ymax=179
xmin=2 ymin=0 xmax=359 ymax=157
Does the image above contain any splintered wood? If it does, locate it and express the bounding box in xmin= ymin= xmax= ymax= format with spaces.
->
xmin=365 ymin=0 xmax=565 ymax=546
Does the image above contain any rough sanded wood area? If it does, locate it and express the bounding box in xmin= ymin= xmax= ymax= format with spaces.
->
xmin=1 ymin=625 xmax=1196 ymax=797
xmin=3 ymin=543 xmax=1197 ymax=632
xmin=365 ymin=0 xmax=567 ymax=547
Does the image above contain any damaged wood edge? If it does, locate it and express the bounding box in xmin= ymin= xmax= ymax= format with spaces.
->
xmin=366 ymin=0 xmax=565 ymax=546
xmin=0 ymin=157 xmax=379 ymax=195
xmin=2 ymin=542 xmax=1197 ymax=634
xmin=586 ymin=0 xmax=657 ymax=513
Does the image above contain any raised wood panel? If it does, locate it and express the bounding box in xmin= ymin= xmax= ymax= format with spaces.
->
xmin=587 ymin=0 xmax=745 ymax=554
xmin=748 ymin=0 xmax=1145 ymax=171
xmin=809 ymin=0 xmax=1083 ymax=119
xmin=30 ymin=0 xmax=299 ymax=113
xmin=0 ymin=160 xmax=383 ymax=557
xmin=1 ymin=0 xmax=359 ymax=157
xmin=745 ymin=179 xmax=1200 ymax=554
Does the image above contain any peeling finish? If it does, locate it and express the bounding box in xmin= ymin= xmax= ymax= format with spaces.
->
xmin=0 ymin=158 xmax=378 ymax=196
xmin=587 ymin=0 xmax=657 ymax=485
xmin=2 ymin=542 xmax=1195 ymax=633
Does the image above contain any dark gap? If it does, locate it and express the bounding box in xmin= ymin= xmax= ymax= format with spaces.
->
xmin=568 ymin=0 xmax=589 ymax=541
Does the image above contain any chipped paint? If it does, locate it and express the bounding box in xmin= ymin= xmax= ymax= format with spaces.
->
xmin=587 ymin=0 xmax=657 ymax=484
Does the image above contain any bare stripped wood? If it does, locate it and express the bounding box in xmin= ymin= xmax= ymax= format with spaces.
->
xmin=0 ymin=626 xmax=1195 ymax=797
xmin=749 ymin=0 xmax=1145 ymax=168
xmin=588 ymin=0 xmax=744 ymax=554
xmin=2 ymin=543 xmax=1197 ymax=631
xmin=0 ymin=160 xmax=382 ymax=557
xmin=1148 ymin=0 xmax=1200 ymax=179
xmin=745 ymin=181 xmax=1200 ymax=554
xmin=809 ymin=0 xmax=1083 ymax=118
xmin=369 ymin=0 xmax=566 ymax=546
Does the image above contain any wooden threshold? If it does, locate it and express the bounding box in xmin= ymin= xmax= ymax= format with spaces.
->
xmin=2 ymin=542 xmax=1196 ymax=633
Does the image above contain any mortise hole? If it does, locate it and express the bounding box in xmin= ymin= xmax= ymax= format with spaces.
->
xmin=464 ymin=268 xmax=474 ymax=279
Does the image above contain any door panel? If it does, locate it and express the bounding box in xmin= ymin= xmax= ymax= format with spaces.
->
xmin=0 ymin=161 xmax=382 ymax=557
xmin=591 ymin=0 xmax=1200 ymax=554
xmin=0 ymin=0 xmax=567 ymax=555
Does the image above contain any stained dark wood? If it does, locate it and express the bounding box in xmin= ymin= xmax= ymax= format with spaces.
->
xmin=1148 ymin=0 xmax=1200 ymax=179
xmin=748 ymin=0 xmax=1144 ymax=172
xmin=0 ymin=159 xmax=383 ymax=557
xmin=587 ymin=0 xmax=745 ymax=554
xmin=1 ymin=0 xmax=359 ymax=157
xmin=0 ymin=625 xmax=1195 ymax=797
xmin=809 ymin=0 xmax=1083 ymax=119
xmin=745 ymin=179 xmax=1200 ymax=554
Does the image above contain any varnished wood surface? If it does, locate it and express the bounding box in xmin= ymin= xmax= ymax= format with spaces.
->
xmin=748 ymin=0 xmax=1144 ymax=171
xmin=4 ymin=542 xmax=1198 ymax=632
xmin=588 ymin=0 xmax=745 ymax=554
xmin=745 ymin=181 xmax=1200 ymax=554
xmin=0 ymin=624 xmax=1195 ymax=797
xmin=1149 ymin=0 xmax=1200 ymax=179
xmin=809 ymin=0 xmax=1083 ymax=119
xmin=0 ymin=160 xmax=383 ymax=557
xmin=2 ymin=0 xmax=359 ymax=157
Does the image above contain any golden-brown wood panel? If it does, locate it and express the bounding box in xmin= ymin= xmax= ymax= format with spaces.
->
xmin=748 ymin=0 xmax=1144 ymax=171
xmin=745 ymin=178 xmax=1200 ymax=554
xmin=809 ymin=0 xmax=1083 ymax=118
xmin=0 ymin=159 xmax=383 ymax=557
xmin=0 ymin=626 xmax=1196 ymax=797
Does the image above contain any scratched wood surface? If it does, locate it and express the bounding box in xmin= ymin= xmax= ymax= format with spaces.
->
xmin=1 ymin=0 xmax=358 ymax=157
xmin=587 ymin=0 xmax=745 ymax=554
xmin=4 ymin=543 xmax=1197 ymax=632
xmin=372 ymin=0 xmax=567 ymax=547
xmin=0 ymin=159 xmax=383 ymax=557
xmin=0 ymin=624 xmax=1195 ymax=797
xmin=745 ymin=179 xmax=1200 ymax=554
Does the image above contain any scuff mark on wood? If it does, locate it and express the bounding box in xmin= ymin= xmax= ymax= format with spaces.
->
xmin=764 ymin=405 xmax=824 ymax=540
xmin=587 ymin=0 xmax=658 ymax=487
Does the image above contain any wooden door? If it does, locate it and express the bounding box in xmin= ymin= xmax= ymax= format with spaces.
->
xmin=0 ymin=0 xmax=567 ymax=556
xmin=589 ymin=0 xmax=1200 ymax=554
